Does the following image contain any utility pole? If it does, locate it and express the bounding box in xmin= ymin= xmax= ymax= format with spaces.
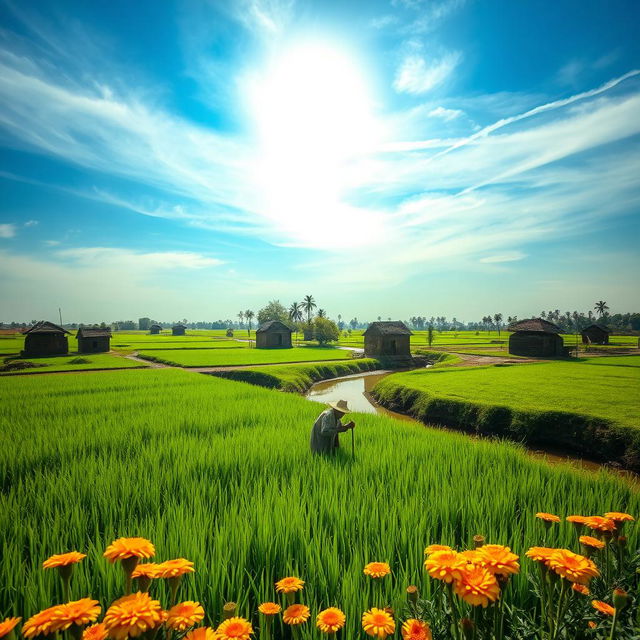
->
xmin=59 ymin=307 xmax=63 ymax=326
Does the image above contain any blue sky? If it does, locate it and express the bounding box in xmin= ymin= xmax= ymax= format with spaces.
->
xmin=1 ymin=0 xmax=639 ymax=323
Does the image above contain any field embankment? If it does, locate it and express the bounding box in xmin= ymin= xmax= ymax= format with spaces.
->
xmin=371 ymin=356 xmax=640 ymax=471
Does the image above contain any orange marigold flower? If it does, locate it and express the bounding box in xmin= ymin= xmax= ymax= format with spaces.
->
xmin=316 ymin=608 xmax=346 ymax=634
xmin=166 ymin=602 xmax=204 ymax=631
xmin=604 ymin=512 xmax=634 ymax=523
xmin=423 ymin=544 xmax=451 ymax=556
xmin=401 ymin=619 xmax=432 ymax=640
xmin=424 ymin=550 xmax=465 ymax=583
xmin=83 ymin=623 xmax=108 ymax=640
xmin=22 ymin=608 xmax=58 ymax=638
xmin=572 ymin=583 xmax=589 ymax=596
xmin=566 ymin=515 xmax=588 ymax=525
xmin=583 ymin=517 xmax=615 ymax=533
xmin=275 ymin=577 xmax=304 ymax=594
xmin=43 ymin=552 xmax=87 ymax=570
xmin=155 ymin=559 xmax=195 ymax=578
xmin=282 ymin=605 xmax=310 ymax=626
xmin=579 ymin=536 xmax=605 ymax=550
xmin=363 ymin=562 xmax=391 ymax=578
xmin=185 ymin=628 xmax=215 ymax=640
xmin=0 ymin=618 xmax=21 ymax=639
xmin=104 ymin=538 xmax=155 ymax=563
xmin=103 ymin=592 xmax=163 ymax=640
xmin=547 ymin=549 xmax=599 ymax=584
xmin=536 ymin=512 xmax=560 ymax=523
xmin=475 ymin=545 xmax=520 ymax=577
xmin=257 ymin=603 xmax=281 ymax=616
xmin=362 ymin=608 xmax=395 ymax=639
xmin=525 ymin=547 xmax=556 ymax=563
xmin=459 ymin=550 xmax=481 ymax=563
xmin=591 ymin=601 xmax=615 ymax=616
xmin=131 ymin=563 xmax=160 ymax=579
xmin=214 ymin=618 xmax=253 ymax=640
xmin=453 ymin=565 xmax=500 ymax=608
xmin=50 ymin=599 xmax=101 ymax=631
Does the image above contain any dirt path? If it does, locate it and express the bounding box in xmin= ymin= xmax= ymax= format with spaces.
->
xmin=448 ymin=353 xmax=538 ymax=366
xmin=124 ymin=353 xmax=170 ymax=368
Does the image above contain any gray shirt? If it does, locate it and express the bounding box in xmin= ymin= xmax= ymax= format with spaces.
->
xmin=310 ymin=408 xmax=347 ymax=454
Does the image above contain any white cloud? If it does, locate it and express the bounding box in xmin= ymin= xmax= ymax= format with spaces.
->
xmin=394 ymin=52 xmax=461 ymax=94
xmin=480 ymin=252 xmax=527 ymax=264
xmin=44 ymin=240 xmax=60 ymax=246
xmin=0 ymin=223 xmax=17 ymax=238
xmin=24 ymin=219 xmax=38 ymax=226
xmin=428 ymin=106 xmax=464 ymax=121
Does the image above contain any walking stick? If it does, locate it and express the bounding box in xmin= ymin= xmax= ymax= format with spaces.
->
xmin=351 ymin=426 xmax=355 ymax=460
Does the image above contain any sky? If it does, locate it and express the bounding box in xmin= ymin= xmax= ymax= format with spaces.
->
xmin=1 ymin=0 xmax=639 ymax=324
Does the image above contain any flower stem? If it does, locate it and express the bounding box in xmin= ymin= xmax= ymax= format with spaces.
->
xmin=446 ymin=583 xmax=462 ymax=640
xmin=608 ymin=609 xmax=619 ymax=640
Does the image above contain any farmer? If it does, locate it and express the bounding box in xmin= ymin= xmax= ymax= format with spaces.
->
xmin=310 ymin=399 xmax=355 ymax=454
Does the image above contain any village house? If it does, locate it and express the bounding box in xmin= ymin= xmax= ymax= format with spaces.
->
xmin=256 ymin=320 xmax=293 ymax=348
xmin=172 ymin=323 xmax=187 ymax=336
xmin=508 ymin=318 xmax=565 ymax=357
xmin=581 ymin=324 xmax=612 ymax=345
xmin=77 ymin=327 xmax=112 ymax=353
xmin=149 ymin=324 xmax=162 ymax=335
xmin=363 ymin=321 xmax=412 ymax=358
xmin=22 ymin=321 xmax=70 ymax=357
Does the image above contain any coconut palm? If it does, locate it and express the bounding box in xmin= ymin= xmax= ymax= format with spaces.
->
xmin=302 ymin=295 xmax=317 ymax=324
xmin=289 ymin=302 xmax=303 ymax=346
xmin=244 ymin=309 xmax=254 ymax=341
xmin=594 ymin=301 xmax=609 ymax=318
xmin=237 ymin=311 xmax=244 ymax=329
xmin=494 ymin=313 xmax=503 ymax=337
xmin=317 ymin=309 xmax=326 ymax=318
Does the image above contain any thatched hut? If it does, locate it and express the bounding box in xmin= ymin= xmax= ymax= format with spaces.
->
xmin=364 ymin=321 xmax=412 ymax=358
xmin=581 ymin=324 xmax=611 ymax=345
xmin=22 ymin=321 xmax=70 ymax=356
xmin=77 ymin=327 xmax=111 ymax=353
xmin=508 ymin=318 xmax=564 ymax=357
xmin=256 ymin=321 xmax=293 ymax=348
xmin=149 ymin=324 xmax=162 ymax=335
xmin=172 ymin=324 xmax=187 ymax=336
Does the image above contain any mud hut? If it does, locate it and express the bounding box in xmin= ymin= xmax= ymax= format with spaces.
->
xmin=256 ymin=320 xmax=293 ymax=348
xmin=22 ymin=321 xmax=70 ymax=356
xmin=363 ymin=321 xmax=412 ymax=358
xmin=172 ymin=323 xmax=187 ymax=336
xmin=508 ymin=318 xmax=564 ymax=357
xmin=581 ymin=324 xmax=611 ymax=345
xmin=149 ymin=324 xmax=162 ymax=335
xmin=77 ymin=327 xmax=111 ymax=353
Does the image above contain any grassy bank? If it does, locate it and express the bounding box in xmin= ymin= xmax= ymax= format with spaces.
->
xmin=372 ymin=356 xmax=640 ymax=470
xmin=0 ymin=353 xmax=147 ymax=375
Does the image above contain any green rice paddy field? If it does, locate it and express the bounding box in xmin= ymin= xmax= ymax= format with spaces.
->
xmin=0 ymin=354 xmax=147 ymax=375
xmin=0 ymin=368 xmax=637 ymax=625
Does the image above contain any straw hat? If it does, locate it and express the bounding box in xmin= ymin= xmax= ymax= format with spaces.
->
xmin=328 ymin=399 xmax=350 ymax=414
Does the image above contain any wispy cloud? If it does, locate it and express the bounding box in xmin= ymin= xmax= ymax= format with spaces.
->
xmin=394 ymin=51 xmax=461 ymax=94
xmin=428 ymin=106 xmax=464 ymax=121
xmin=24 ymin=219 xmax=38 ymax=226
xmin=0 ymin=223 xmax=17 ymax=238
xmin=480 ymin=252 xmax=527 ymax=264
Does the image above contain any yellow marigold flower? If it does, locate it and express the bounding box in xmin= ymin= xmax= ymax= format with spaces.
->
xmin=452 ymin=565 xmax=500 ymax=608
xmin=525 ymin=547 xmax=556 ymax=563
xmin=604 ymin=512 xmax=634 ymax=523
xmin=572 ymin=583 xmax=590 ymax=596
xmin=363 ymin=562 xmax=391 ymax=578
xmin=275 ymin=576 xmax=304 ymax=593
xmin=424 ymin=550 xmax=465 ymax=583
xmin=475 ymin=545 xmax=520 ymax=577
xmin=591 ymin=600 xmax=615 ymax=616
xmin=361 ymin=608 xmax=395 ymax=639
xmin=50 ymin=599 xmax=101 ymax=631
xmin=579 ymin=536 xmax=605 ymax=550
xmin=282 ymin=605 xmax=310 ymax=626
xmin=43 ymin=552 xmax=87 ymax=570
xmin=0 ymin=618 xmax=21 ymax=639
xmin=423 ymin=544 xmax=451 ymax=556
xmin=316 ymin=608 xmax=346 ymax=634
xmin=155 ymin=559 xmax=195 ymax=578
xmin=83 ymin=623 xmax=108 ymax=640
xmin=547 ymin=549 xmax=599 ymax=584
xmin=583 ymin=517 xmax=615 ymax=533
xmin=257 ymin=603 xmax=281 ymax=616
xmin=131 ymin=563 xmax=160 ymax=579
xmin=103 ymin=592 xmax=163 ymax=640
xmin=185 ymin=628 xmax=215 ymax=640
xmin=401 ymin=619 xmax=432 ymax=640
xmin=166 ymin=602 xmax=204 ymax=631
xmin=536 ymin=512 xmax=560 ymax=523
xmin=22 ymin=608 xmax=58 ymax=638
xmin=103 ymin=538 xmax=155 ymax=563
xmin=566 ymin=515 xmax=588 ymax=526
xmin=214 ymin=618 xmax=253 ymax=640
xmin=459 ymin=550 xmax=481 ymax=563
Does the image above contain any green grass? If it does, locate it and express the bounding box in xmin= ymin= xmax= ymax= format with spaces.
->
xmin=137 ymin=346 xmax=354 ymax=367
xmin=0 ymin=369 xmax=637 ymax=625
xmin=0 ymin=353 xmax=147 ymax=375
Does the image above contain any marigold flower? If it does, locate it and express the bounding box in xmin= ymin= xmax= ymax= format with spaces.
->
xmin=475 ymin=545 xmax=520 ymax=577
xmin=401 ymin=619 xmax=432 ymax=640
xmin=22 ymin=608 xmax=58 ymax=638
xmin=257 ymin=603 xmax=281 ymax=616
xmin=214 ymin=618 xmax=253 ymax=640
xmin=604 ymin=512 xmax=634 ymax=523
xmin=536 ymin=512 xmax=560 ymax=523
xmin=275 ymin=576 xmax=304 ymax=593
xmin=591 ymin=600 xmax=615 ymax=616
xmin=583 ymin=517 xmax=615 ymax=533
xmin=131 ymin=563 xmax=160 ymax=579
xmin=0 ymin=618 xmax=21 ymax=639
xmin=423 ymin=544 xmax=451 ymax=556
xmin=588 ymin=621 xmax=597 ymax=629
xmin=50 ymin=599 xmax=101 ymax=631
xmin=363 ymin=562 xmax=391 ymax=578
xmin=104 ymin=538 xmax=155 ymax=563
xmin=579 ymin=536 xmax=605 ymax=550
xmin=424 ymin=550 xmax=465 ymax=583
xmin=361 ymin=608 xmax=395 ymax=639
xmin=572 ymin=584 xmax=589 ymax=596
xmin=166 ymin=602 xmax=204 ymax=631
xmin=83 ymin=623 xmax=108 ymax=640
xmin=316 ymin=608 xmax=345 ymax=634
xmin=43 ymin=552 xmax=87 ymax=570
xmin=547 ymin=549 xmax=599 ymax=584
xmin=185 ymin=628 xmax=215 ymax=640
xmin=282 ymin=605 xmax=310 ymax=626
xmin=453 ymin=565 xmax=500 ymax=607
xmin=525 ymin=547 xmax=556 ymax=563
xmin=459 ymin=550 xmax=481 ymax=563
xmin=566 ymin=515 xmax=588 ymax=527
xmin=155 ymin=558 xmax=194 ymax=578
xmin=103 ymin=592 xmax=163 ymax=640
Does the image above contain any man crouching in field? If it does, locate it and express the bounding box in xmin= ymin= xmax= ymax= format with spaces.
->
xmin=310 ymin=399 xmax=355 ymax=454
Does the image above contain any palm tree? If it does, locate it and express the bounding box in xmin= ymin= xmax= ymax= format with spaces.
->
xmin=493 ymin=313 xmax=503 ymax=337
xmin=289 ymin=302 xmax=303 ymax=345
xmin=594 ymin=301 xmax=609 ymax=318
xmin=302 ymin=295 xmax=317 ymax=324
xmin=237 ymin=311 xmax=244 ymax=329
xmin=317 ymin=309 xmax=326 ymax=318
xmin=337 ymin=314 xmax=342 ymax=329
xmin=244 ymin=310 xmax=254 ymax=342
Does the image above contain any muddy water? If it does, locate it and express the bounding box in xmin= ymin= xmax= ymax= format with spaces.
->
xmin=306 ymin=371 xmax=637 ymax=481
